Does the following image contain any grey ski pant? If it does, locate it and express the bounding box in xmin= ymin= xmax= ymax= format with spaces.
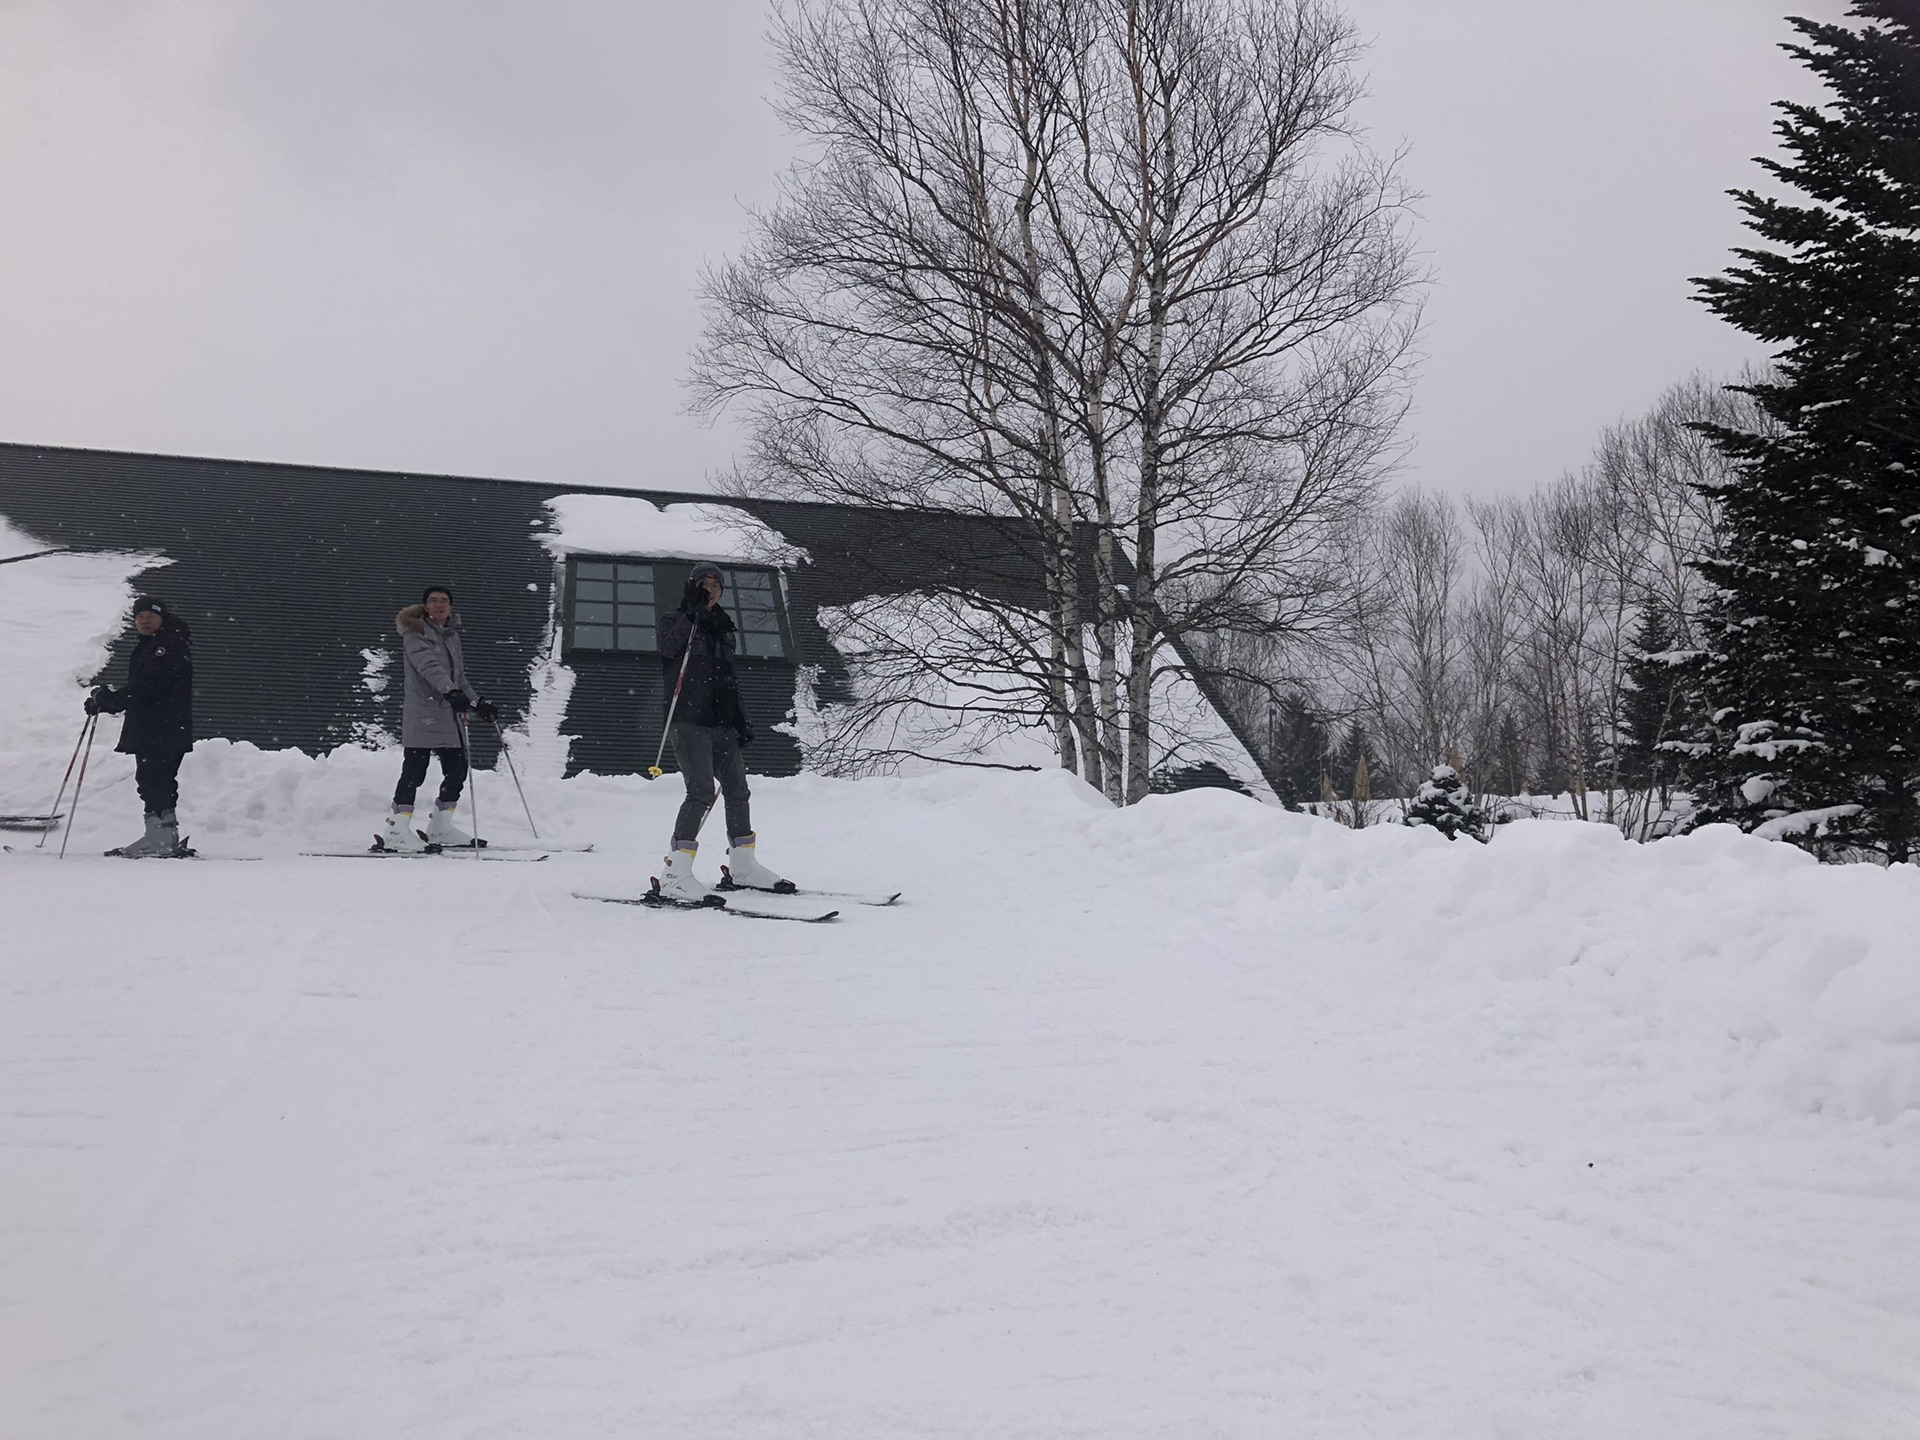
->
xmin=669 ymin=723 xmax=751 ymax=847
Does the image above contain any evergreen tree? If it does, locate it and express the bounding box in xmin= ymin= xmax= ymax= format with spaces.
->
xmin=1333 ymin=723 xmax=1376 ymax=797
xmin=1686 ymin=2 xmax=1920 ymax=862
xmin=1617 ymin=603 xmax=1687 ymax=790
xmin=1264 ymin=695 xmax=1333 ymax=810
xmin=1404 ymin=765 xmax=1488 ymax=842
xmin=1324 ymin=722 xmax=1378 ymax=827
xmin=1493 ymin=711 xmax=1528 ymax=797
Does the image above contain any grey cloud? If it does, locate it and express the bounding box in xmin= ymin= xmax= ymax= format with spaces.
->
xmin=0 ymin=0 xmax=1864 ymax=499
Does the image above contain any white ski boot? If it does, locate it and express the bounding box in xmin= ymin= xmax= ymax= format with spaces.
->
xmin=380 ymin=809 xmax=429 ymax=853
xmin=424 ymin=802 xmax=476 ymax=848
xmin=722 ymin=834 xmax=794 ymax=893
xmin=657 ymin=844 xmax=717 ymax=904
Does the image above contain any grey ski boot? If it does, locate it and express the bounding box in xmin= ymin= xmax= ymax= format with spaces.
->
xmin=111 ymin=810 xmax=181 ymax=857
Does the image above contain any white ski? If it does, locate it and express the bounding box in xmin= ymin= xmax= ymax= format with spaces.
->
xmin=577 ymin=881 xmax=838 ymax=924
xmin=717 ymin=871 xmax=901 ymax=906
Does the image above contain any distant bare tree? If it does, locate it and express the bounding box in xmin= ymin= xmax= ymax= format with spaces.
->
xmin=1230 ymin=370 xmax=1773 ymax=830
xmin=1591 ymin=370 xmax=1762 ymax=646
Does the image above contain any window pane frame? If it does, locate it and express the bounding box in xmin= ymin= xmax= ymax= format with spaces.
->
xmin=568 ymin=555 xmax=792 ymax=661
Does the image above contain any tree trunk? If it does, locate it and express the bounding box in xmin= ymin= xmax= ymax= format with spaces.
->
xmin=1044 ymin=544 xmax=1078 ymax=773
xmin=1056 ymin=491 xmax=1104 ymax=791
xmin=1080 ymin=389 xmax=1125 ymax=803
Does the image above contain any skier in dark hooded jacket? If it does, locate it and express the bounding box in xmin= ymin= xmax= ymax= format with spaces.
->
xmin=654 ymin=562 xmax=789 ymax=900
xmin=85 ymin=595 xmax=193 ymax=857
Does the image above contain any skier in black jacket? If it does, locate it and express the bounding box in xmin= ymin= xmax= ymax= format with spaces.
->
xmin=655 ymin=562 xmax=789 ymax=900
xmin=86 ymin=595 xmax=194 ymax=857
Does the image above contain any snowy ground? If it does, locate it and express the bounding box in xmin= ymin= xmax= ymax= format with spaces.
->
xmin=4 ymin=747 xmax=1920 ymax=1438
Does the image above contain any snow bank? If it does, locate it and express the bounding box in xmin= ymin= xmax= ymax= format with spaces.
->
xmin=19 ymin=738 xmax=1919 ymax=1125
xmin=6 ymin=748 xmax=1920 ymax=1435
xmin=536 ymin=493 xmax=808 ymax=566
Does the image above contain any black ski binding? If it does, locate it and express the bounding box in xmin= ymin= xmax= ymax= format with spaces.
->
xmin=371 ymin=834 xmax=445 ymax=855
xmin=717 ymin=865 xmax=799 ymax=895
xmin=644 ymin=876 xmax=726 ymax=908
xmin=104 ymin=837 xmax=197 ymax=859
xmin=416 ymin=829 xmax=487 ymax=849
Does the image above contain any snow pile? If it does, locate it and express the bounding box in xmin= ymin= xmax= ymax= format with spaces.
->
xmin=5 ymin=747 xmax=1920 ymax=1433
xmin=536 ymin=493 xmax=808 ymax=566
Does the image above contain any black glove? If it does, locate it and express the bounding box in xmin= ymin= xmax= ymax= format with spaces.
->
xmin=691 ymin=604 xmax=727 ymax=633
xmin=445 ymin=689 xmax=472 ymax=714
xmin=87 ymin=685 xmax=121 ymax=716
xmin=84 ymin=693 xmax=100 ymax=716
xmin=476 ymin=699 xmax=500 ymax=723
xmin=735 ymin=717 xmax=756 ymax=747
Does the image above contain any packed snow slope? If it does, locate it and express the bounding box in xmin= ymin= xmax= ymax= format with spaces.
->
xmin=4 ymin=747 xmax=1920 ymax=1439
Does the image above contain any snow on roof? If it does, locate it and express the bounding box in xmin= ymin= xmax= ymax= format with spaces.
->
xmin=1 ymin=516 xmax=62 ymax=562
xmin=535 ymin=493 xmax=809 ymax=568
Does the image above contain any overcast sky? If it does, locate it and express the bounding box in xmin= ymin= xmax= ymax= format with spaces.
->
xmin=0 ymin=0 xmax=1850 ymax=498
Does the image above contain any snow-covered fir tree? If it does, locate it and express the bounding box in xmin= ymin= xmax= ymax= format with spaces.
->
xmin=1404 ymin=765 xmax=1488 ymax=842
xmin=1686 ymin=1 xmax=1920 ymax=862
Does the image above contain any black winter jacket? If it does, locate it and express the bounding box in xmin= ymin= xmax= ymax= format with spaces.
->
xmin=657 ymin=593 xmax=750 ymax=736
xmin=102 ymin=616 xmax=194 ymax=754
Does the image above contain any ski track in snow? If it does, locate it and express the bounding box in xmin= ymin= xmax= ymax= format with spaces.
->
xmin=2 ymin=754 xmax=1919 ymax=1438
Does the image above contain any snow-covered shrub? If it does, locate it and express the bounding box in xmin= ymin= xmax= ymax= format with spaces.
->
xmin=1404 ymin=765 xmax=1488 ymax=842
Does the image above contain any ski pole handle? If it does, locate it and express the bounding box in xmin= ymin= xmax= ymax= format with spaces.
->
xmin=648 ymin=642 xmax=693 ymax=779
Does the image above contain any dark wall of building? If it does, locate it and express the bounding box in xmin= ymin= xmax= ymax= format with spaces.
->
xmin=0 ymin=443 xmax=1060 ymax=782
xmin=0 ymin=446 xmax=568 ymax=765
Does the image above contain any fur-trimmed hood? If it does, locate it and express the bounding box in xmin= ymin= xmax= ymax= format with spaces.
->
xmin=395 ymin=604 xmax=461 ymax=637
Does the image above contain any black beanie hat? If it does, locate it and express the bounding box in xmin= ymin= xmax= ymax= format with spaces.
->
xmin=133 ymin=596 xmax=166 ymax=618
xmin=421 ymin=585 xmax=454 ymax=605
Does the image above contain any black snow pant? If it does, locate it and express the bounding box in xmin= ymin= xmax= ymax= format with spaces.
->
xmin=669 ymin=723 xmax=751 ymax=847
xmin=393 ymin=746 xmax=469 ymax=810
xmin=134 ymin=750 xmax=186 ymax=816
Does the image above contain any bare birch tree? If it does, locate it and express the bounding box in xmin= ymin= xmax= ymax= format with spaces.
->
xmin=1079 ymin=0 xmax=1417 ymax=800
xmin=692 ymin=0 xmax=1419 ymax=803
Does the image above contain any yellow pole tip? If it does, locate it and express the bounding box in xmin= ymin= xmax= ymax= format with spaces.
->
xmin=646 ymin=766 xmax=664 ymax=779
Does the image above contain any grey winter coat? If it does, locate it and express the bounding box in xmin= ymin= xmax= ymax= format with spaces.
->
xmin=396 ymin=604 xmax=481 ymax=749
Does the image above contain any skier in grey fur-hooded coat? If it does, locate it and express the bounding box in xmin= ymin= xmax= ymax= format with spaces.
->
xmin=395 ymin=601 xmax=481 ymax=747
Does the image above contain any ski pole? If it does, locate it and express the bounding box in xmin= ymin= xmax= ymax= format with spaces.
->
xmin=648 ymin=642 xmax=693 ymax=779
xmin=491 ymin=717 xmax=540 ymax=838
xmin=458 ymin=713 xmax=480 ymax=859
xmin=58 ymin=714 xmax=99 ymax=861
xmin=36 ymin=711 xmax=94 ymax=850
